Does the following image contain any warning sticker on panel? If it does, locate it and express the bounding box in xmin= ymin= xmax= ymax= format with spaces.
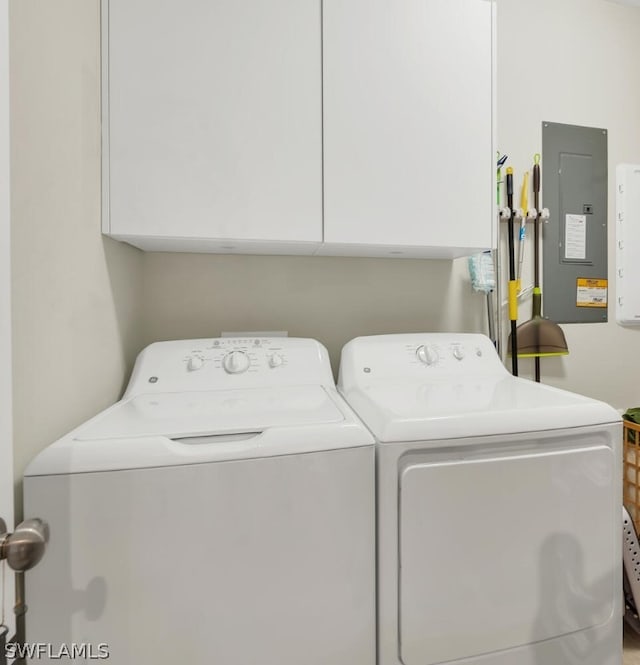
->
xmin=576 ymin=278 xmax=608 ymax=308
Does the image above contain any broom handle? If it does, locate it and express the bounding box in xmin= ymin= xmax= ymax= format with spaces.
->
xmin=506 ymin=170 xmax=518 ymax=375
xmin=533 ymin=158 xmax=541 ymax=382
xmin=533 ymin=161 xmax=540 ymax=288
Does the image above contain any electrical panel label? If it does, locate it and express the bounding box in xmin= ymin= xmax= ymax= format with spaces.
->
xmin=576 ymin=278 xmax=608 ymax=308
xmin=565 ymin=214 xmax=587 ymax=260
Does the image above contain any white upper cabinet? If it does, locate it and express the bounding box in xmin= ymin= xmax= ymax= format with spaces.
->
xmin=321 ymin=0 xmax=494 ymax=258
xmin=103 ymin=0 xmax=323 ymax=254
xmin=103 ymin=0 xmax=494 ymax=258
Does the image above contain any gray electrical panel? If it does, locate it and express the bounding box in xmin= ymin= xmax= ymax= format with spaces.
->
xmin=542 ymin=122 xmax=608 ymax=324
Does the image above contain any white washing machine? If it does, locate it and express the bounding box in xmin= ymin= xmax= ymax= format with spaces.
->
xmin=338 ymin=333 xmax=622 ymax=665
xmin=24 ymin=337 xmax=375 ymax=665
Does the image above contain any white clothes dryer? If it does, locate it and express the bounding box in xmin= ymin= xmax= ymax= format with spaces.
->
xmin=24 ymin=337 xmax=375 ymax=665
xmin=338 ymin=333 xmax=621 ymax=665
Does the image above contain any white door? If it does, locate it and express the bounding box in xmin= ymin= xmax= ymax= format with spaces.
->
xmin=0 ymin=0 xmax=15 ymax=642
xmin=399 ymin=443 xmax=617 ymax=665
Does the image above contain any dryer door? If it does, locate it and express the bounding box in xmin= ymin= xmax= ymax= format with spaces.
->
xmin=398 ymin=441 xmax=616 ymax=665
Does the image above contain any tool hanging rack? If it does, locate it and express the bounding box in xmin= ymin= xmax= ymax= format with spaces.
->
xmin=498 ymin=205 xmax=550 ymax=376
xmin=499 ymin=156 xmax=569 ymax=380
xmin=496 ymin=155 xmax=556 ymax=377
xmin=499 ymin=207 xmax=549 ymax=228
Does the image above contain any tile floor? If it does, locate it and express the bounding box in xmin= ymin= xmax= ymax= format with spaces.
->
xmin=625 ymin=624 xmax=640 ymax=664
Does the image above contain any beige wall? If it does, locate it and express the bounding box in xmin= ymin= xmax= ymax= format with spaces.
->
xmin=141 ymin=254 xmax=486 ymax=375
xmin=9 ymin=0 xmax=143 ymax=502
xmin=496 ymin=0 xmax=640 ymax=407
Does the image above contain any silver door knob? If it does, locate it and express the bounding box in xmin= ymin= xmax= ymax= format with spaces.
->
xmin=0 ymin=517 xmax=49 ymax=572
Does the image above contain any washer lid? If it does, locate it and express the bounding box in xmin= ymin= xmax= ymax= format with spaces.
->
xmin=75 ymin=385 xmax=344 ymax=441
xmin=342 ymin=375 xmax=620 ymax=442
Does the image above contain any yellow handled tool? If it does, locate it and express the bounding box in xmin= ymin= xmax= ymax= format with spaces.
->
xmin=506 ymin=167 xmax=518 ymax=375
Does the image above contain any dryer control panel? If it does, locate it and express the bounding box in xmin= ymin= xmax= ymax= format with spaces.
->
xmin=339 ymin=333 xmax=508 ymax=391
xmin=124 ymin=338 xmax=335 ymax=397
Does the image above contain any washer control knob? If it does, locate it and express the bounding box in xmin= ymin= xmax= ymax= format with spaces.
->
xmin=187 ymin=355 xmax=204 ymax=372
xmin=223 ymin=351 xmax=250 ymax=374
xmin=452 ymin=345 xmax=465 ymax=361
xmin=416 ymin=345 xmax=439 ymax=366
xmin=268 ymin=353 xmax=284 ymax=368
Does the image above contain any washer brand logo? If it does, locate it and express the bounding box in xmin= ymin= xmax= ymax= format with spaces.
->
xmin=5 ymin=642 xmax=110 ymax=660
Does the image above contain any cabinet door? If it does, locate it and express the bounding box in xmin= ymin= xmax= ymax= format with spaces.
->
xmin=104 ymin=0 xmax=322 ymax=247
xmin=323 ymin=0 xmax=493 ymax=255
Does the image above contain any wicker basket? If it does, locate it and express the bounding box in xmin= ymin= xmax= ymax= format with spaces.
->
xmin=624 ymin=419 xmax=640 ymax=525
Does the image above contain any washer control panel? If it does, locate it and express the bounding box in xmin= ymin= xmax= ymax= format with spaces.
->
xmin=182 ymin=338 xmax=291 ymax=375
xmin=124 ymin=338 xmax=334 ymax=397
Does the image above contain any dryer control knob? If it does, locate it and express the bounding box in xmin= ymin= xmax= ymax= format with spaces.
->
xmin=416 ymin=345 xmax=439 ymax=366
xmin=268 ymin=353 xmax=284 ymax=368
xmin=452 ymin=345 xmax=465 ymax=361
xmin=187 ymin=355 xmax=204 ymax=371
xmin=223 ymin=351 xmax=250 ymax=374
